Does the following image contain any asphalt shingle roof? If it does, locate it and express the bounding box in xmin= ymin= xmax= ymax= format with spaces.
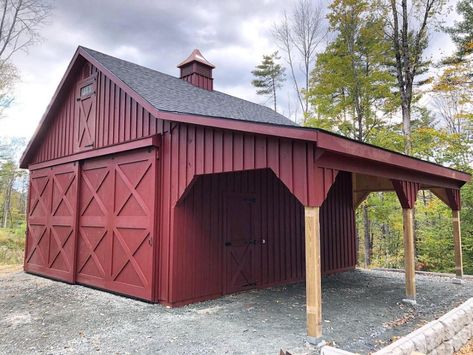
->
xmin=83 ymin=47 xmax=297 ymax=127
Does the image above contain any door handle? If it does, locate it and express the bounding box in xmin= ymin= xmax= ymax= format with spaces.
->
xmin=225 ymin=241 xmax=232 ymax=246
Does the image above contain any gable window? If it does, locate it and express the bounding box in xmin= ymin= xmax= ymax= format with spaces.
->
xmin=80 ymin=83 xmax=94 ymax=97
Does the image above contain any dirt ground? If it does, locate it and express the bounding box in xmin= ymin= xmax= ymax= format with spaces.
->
xmin=1 ymin=268 xmax=472 ymax=355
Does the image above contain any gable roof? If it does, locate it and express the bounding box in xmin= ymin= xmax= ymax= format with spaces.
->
xmin=19 ymin=46 xmax=471 ymax=187
xmin=82 ymin=47 xmax=296 ymax=127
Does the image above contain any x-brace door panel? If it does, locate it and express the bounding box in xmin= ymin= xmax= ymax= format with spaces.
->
xmin=76 ymin=148 xmax=157 ymax=301
xmin=75 ymin=76 xmax=96 ymax=152
xmin=224 ymin=193 xmax=259 ymax=294
xmin=25 ymin=162 xmax=79 ymax=283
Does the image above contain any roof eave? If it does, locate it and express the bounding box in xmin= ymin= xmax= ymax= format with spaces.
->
xmin=19 ymin=47 xmax=85 ymax=169
xmin=21 ymin=46 xmax=471 ymax=189
xmin=20 ymin=46 xmax=165 ymax=168
xmin=154 ymin=110 xmax=471 ymax=184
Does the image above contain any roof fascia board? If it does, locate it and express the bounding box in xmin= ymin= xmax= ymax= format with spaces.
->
xmin=158 ymin=112 xmax=470 ymax=184
xmin=316 ymin=151 xmax=463 ymax=189
xmin=19 ymin=48 xmax=84 ymax=168
xmin=160 ymin=111 xmax=469 ymax=184
xmin=316 ymin=131 xmax=471 ymax=183
xmin=80 ymin=49 xmax=320 ymax=143
xmin=20 ymin=46 xmax=471 ymax=187
xmin=156 ymin=111 xmax=318 ymax=141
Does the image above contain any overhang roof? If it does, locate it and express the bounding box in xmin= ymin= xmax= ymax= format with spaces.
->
xmin=19 ymin=46 xmax=471 ymax=187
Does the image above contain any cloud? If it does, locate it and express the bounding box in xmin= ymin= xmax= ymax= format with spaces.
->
xmin=0 ymin=0 xmax=459 ymax=138
xmin=1 ymin=0 xmax=300 ymax=138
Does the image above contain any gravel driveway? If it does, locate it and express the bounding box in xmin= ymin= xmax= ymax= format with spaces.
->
xmin=1 ymin=268 xmax=472 ymax=354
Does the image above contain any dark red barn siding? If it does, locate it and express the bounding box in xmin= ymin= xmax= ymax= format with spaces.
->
xmin=25 ymin=54 xmax=358 ymax=306
xmin=320 ymin=172 xmax=356 ymax=274
xmin=157 ymin=121 xmax=339 ymax=303
xmin=24 ymin=162 xmax=79 ymax=283
xmin=76 ymin=148 xmax=158 ymax=301
xmin=31 ymin=62 xmax=161 ymax=165
xmin=167 ymin=169 xmax=355 ymax=306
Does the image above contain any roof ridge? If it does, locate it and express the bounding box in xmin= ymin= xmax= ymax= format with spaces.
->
xmin=80 ymin=46 xmax=295 ymax=125
xmin=80 ymin=46 xmax=187 ymax=83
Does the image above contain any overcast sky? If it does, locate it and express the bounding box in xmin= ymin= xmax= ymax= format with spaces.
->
xmin=0 ymin=0 xmax=460 ymax=139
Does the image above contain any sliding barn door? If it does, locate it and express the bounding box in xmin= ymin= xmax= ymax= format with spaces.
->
xmin=24 ymin=163 xmax=79 ymax=283
xmin=76 ymin=149 xmax=157 ymax=301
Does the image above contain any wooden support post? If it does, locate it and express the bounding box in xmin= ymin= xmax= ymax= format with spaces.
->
xmin=403 ymin=208 xmax=416 ymax=302
xmin=305 ymin=206 xmax=322 ymax=343
xmin=452 ymin=210 xmax=463 ymax=279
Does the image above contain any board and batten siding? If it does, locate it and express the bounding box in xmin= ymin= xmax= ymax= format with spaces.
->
xmin=168 ymin=169 xmax=355 ymax=306
xmin=157 ymin=120 xmax=342 ymax=303
xmin=28 ymin=61 xmax=356 ymax=305
xmin=31 ymin=62 xmax=161 ymax=165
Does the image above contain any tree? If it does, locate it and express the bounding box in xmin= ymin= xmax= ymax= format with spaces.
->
xmin=431 ymin=62 xmax=473 ymax=169
xmin=1 ymin=159 xmax=16 ymax=228
xmin=431 ymin=0 xmax=473 ymax=170
xmin=307 ymin=0 xmax=396 ymax=142
xmin=0 ymin=137 xmax=27 ymax=229
xmin=273 ymin=0 xmax=326 ymax=122
xmin=0 ymin=0 xmax=50 ymax=65
xmin=251 ymin=52 xmax=286 ymax=112
xmin=385 ymin=0 xmax=445 ymax=154
xmin=0 ymin=0 xmax=50 ymax=119
xmin=445 ymin=0 xmax=473 ymax=58
xmin=306 ymin=0 xmax=398 ymax=269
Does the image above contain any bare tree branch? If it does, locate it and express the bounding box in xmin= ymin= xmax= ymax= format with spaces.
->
xmin=386 ymin=0 xmax=445 ymax=154
xmin=0 ymin=0 xmax=50 ymax=66
xmin=273 ymin=0 xmax=326 ymax=123
xmin=0 ymin=0 xmax=50 ymax=119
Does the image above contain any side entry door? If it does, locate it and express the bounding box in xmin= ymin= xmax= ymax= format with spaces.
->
xmin=224 ymin=193 xmax=259 ymax=294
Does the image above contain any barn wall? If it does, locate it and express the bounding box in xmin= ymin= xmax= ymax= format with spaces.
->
xmin=158 ymin=121 xmax=333 ymax=207
xmin=31 ymin=62 xmax=162 ymax=165
xmin=158 ymin=121 xmax=340 ymax=303
xmin=320 ymin=171 xmax=356 ymax=274
xmin=167 ymin=169 xmax=355 ymax=306
xmin=93 ymin=71 xmax=159 ymax=147
xmin=27 ymin=59 xmax=355 ymax=305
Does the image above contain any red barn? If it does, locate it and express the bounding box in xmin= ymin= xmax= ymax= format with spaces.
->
xmin=20 ymin=46 xmax=470 ymax=342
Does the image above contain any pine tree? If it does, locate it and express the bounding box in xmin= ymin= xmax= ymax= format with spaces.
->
xmin=445 ymin=0 xmax=473 ymax=58
xmin=251 ymin=52 xmax=286 ymax=112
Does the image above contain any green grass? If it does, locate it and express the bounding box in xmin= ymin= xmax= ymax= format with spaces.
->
xmin=0 ymin=228 xmax=25 ymax=265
